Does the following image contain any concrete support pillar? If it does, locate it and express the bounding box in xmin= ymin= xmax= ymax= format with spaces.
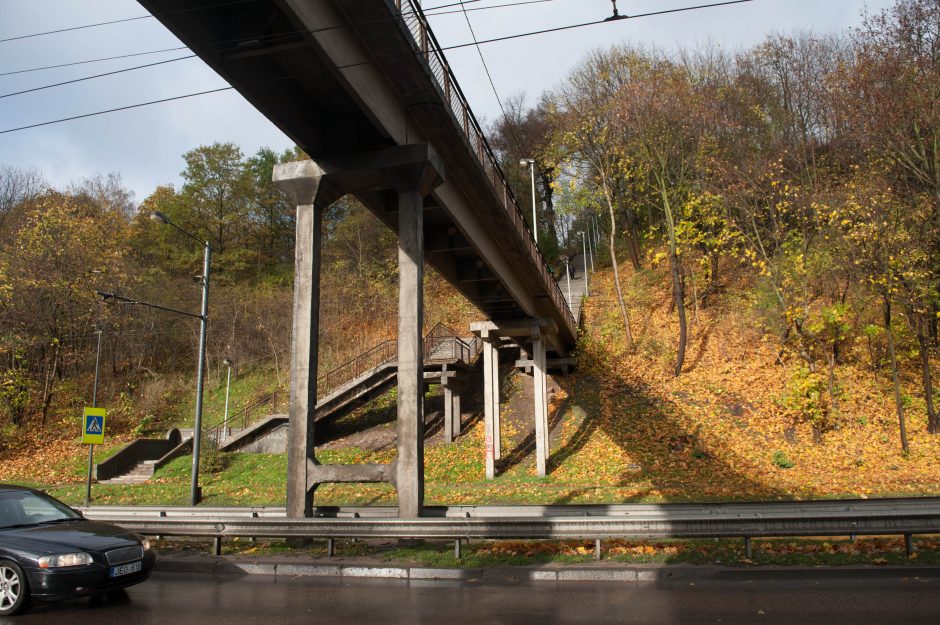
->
xmin=443 ymin=380 xmax=455 ymax=444
xmin=276 ymin=144 xmax=443 ymax=520
xmin=483 ymin=335 xmax=498 ymax=480
xmin=492 ymin=343 xmax=501 ymax=461
xmin=273 ymin=161 xmax=337 ymax=519
xmin=396 ymin=188 xmax=425 ymax=519
xmin=452 ymin=383 xmax=462 ymax=439
xmin=532 ymin=333 xmax=548 ymax=477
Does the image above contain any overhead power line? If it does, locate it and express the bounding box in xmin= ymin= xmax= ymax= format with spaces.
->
xmin=0 ymin=0 xmax=552 ymax=77
xmin=0 ymin=0 xmax=261 ymax=44
xmin=0 ymin=0 xmax=493 ymax=46
xmin=0 ymin=87 xmax=234 ymax=134
xmin=0 ymin=0 xmax=759 ymax=135
xmin=0 ymin=55 xmax=197 ymax=99
xmin=0 ymin=47 xmax=189 ymax=78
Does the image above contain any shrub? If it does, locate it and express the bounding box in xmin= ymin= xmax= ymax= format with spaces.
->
xmin=779 ymin=365 xmax=832 ymax=428
xmin=772 ymin=450 xmax=795 ymax=469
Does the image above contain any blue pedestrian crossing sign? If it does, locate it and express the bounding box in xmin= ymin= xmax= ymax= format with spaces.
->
xmin=82 ymin=407 xmax=106 ymax=445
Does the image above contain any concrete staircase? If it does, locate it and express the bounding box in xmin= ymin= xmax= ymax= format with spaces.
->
xmin=98 ymin=459 xmax=158 ymax=485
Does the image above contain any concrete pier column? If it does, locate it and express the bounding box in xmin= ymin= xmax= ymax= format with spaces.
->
xmin=390 ymin=147 xmax=444 ymax=518
xmin=443 ymin=376 xmax=454 ymax=444
xmin=273 ymin=161 xmax=338 ymax=519
xmin=452 ymin=383 xmax=462 ymax=439
xmin=482 ymin=335 xmax=498 ymax=480
xmin=532 ymin=333 xmax=548 ymax=477
xmin=492 ymin=343 xmax=501 ymax=461
xmin=396 ymin=186 xmax=425 ymax=518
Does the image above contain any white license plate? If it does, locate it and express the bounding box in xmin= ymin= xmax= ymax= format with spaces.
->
xmin=109 ymin=561 xmax=142 ymax=577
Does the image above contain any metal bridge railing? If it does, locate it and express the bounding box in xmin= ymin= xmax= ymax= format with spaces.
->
xmin=394 ymin=0 xmax=578 ymax=333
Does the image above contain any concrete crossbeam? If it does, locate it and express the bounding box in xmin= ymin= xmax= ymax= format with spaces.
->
xmin=307 ymin=461 xmax=396 ymax=488
xmin=470 ymin=318 xmax=557 ymax=338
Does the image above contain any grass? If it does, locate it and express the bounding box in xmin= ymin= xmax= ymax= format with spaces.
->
xmin=188 ymin=365 xmax=286 ymax=430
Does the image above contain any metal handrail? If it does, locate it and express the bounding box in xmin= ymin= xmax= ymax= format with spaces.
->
xmin=207 ymin=389 xmax=286 ymax=445
xmin=209 ymin=324 xmax=481 ymax=443
xmin=395 ymin=0 xmax=578 ymax=333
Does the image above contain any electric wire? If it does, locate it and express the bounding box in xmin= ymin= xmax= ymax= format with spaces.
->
xmin=0 ymin=47 xmax=189 ymax=78
xmin=0 ymin=0 xmax=262 ymax=44
xmin=0 ymin=0 xmax=490 ymax=47
xmin=0 ymin=55 xmax=197 ymax=99
xmin=0 ymin=0 xmax=759 ymax=135
xmin=0 ymin=0 xmax=552 ymax=78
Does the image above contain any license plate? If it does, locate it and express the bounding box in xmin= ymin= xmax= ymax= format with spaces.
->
xmin=109 ymin=561 xmax=142 ymax=577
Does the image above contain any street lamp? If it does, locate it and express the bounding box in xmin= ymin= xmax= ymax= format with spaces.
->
xmin=562 ymin=254 xmax=573 ymax=311
xmin=149 ymin=210 xmax=212 ymax=506
xmin=581 ymin=231 xmax=589 ymax=297
xmin=519 ymin=158 xmax=537 ymax=244
xmin=222 ymin=358 xmax=233 ymax=440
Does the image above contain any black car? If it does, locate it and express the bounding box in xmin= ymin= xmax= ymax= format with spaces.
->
xmin=0 ymin=485 xmax=155 ymax=615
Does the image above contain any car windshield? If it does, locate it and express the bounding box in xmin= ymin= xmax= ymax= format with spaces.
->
xmin=0 ymin=490 xmax=81 ymax=529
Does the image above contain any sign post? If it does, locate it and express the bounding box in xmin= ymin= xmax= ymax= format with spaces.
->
xmin=84 ymin=327 xmax=104 ymax=505
xmin=82 ymin=406 xmax=106 ymax=505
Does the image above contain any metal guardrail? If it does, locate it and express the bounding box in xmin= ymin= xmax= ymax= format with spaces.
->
xmin=81 ymin=498 xmax=940 ymax=542
xmin=394 ymin=0 xmax=578 ymax=334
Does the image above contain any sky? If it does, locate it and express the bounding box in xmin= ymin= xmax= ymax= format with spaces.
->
xmin=0 ymin=0 xmax=896 ymax=204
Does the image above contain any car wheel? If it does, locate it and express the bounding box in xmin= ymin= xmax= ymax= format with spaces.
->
xmin=0 ymin=560 xmax=29 ymax=616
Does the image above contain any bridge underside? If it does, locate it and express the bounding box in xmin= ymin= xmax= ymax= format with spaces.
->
xmin=139 ymin=0 xmax=579 ymax=518
xmin=139 ymin=0 xmax=576 ymax=352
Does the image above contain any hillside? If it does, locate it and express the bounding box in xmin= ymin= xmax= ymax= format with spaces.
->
xmin=7 ymin=253 xmax=940 ymax=506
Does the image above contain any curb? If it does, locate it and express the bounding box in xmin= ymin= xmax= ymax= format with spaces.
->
xmin=153 ymin=557 xmax=940 ymax=584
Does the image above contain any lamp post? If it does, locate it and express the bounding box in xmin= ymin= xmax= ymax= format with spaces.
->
xmin=222 ymin=358 xmax=233 ymax=440
xmin=149 ymin=210 xmax=211 ymax=506
xmin=587 ymin=224 xmax=595 ymax=273
xmin=563 ymin=255 xmax=573 ymax=311
xmin=519 ymin=158 xmax=537 ymax=244
xmin=581 ymin=232 xmax=589 ymax=297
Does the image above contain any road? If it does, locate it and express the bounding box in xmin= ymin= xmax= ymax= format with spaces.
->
xmin=7 ymin=571 xmax=940 ymax=624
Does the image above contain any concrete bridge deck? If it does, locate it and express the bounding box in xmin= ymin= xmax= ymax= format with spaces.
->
xmin=138 ymin=0 xmax=577 ymax=354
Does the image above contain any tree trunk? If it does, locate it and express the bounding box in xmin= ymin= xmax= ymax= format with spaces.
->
xmin=885 ymin=296 xmax=909 ymax=452
xmin=658 ymin=180 xmax=686 ymax=376
xmin=40 ymin=342 xmax=60 ymax=426
xmin=623 ymin=207 xmax=643 ymax=270
xmin=700 ymin=251 xmax=720 ymax=307
xmin=931 ymin=302 xmax=939 ymax=347
xmin=827 ymin=350 xmax=839 ymax=418
xmin=670 ymin=250 xmax=688 ymax=376
xmin=601 ymin=181 xmax=634 ymax=348
xmin=915 ymin=316 xmax=938 ymax=434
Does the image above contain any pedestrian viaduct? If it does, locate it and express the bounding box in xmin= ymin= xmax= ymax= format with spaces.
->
xmin=139 ymin=0 xmax=580 ymax=518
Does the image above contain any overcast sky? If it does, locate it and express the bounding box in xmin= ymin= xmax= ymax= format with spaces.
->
xmin=0 ymin=0 xmax=895 ymax=204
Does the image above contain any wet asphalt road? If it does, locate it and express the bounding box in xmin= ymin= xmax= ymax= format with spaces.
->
xmin=4 ymin=571 xmax=940 ymax=624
